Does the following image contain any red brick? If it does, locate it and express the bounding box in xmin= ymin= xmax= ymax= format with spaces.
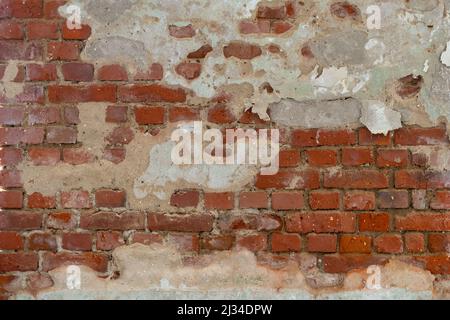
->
xmin=26 ymin=63 xmax=57 ymax=81
xmin=394 ymin=127 xmax=448 ymax=145
xmin=26 ymin=21 xmax=58 ymax=39
xmin=255 ymin=169 xmax=320 ymax=189
xmin=49 ymin=85 xmax=116 ymax=103
xmin=417 ymin=256 xmax=450 ymax=275
xmin=323 ymin=255 xmax=386 ymax=273
xmin=411 ymin=152 xmax=428 ymax=167
xmin=272 ymin=191 xmax=304 ymax=210
xmin=378 ymin=190 xmax=409 ymax=209
xmin=106 ymin=127 xmax=134 ymax=145
xmin=340 ymin=235 xmax=371 ymax=253
xmin=307 ymin=234 xmax=337 ymax=253
xmin=430 ymin=191 xmax=450 ymax=210
xmin=28 ymin=147 xmax=60 ymax=166
xmin=0 ymin=41 xmax=42 ymax=60
xmin=237 ymin=234 xmax=267 ymax=252
xmin=42 ymin=252 xmax=108 ymax=272
xmin=0 ymin=107 xmax=24 ymax=125
xmin=62 ymin=63 xmax=94 ymax=82
xmin=0 ymin=147 xmax=22 ymax=166
xmin=271 ymin=233 xmax=301 ymax=252
xmin=28 ymin=232 xmax=57 ymax=251
xmin=47 ymin=41 xmax=80 ymax=61
xmin=201 ymin=235 xmax=234 ymax=251
xmin=0 ymin=127 xmax=44 ymax=145
xmin=134 ymin=106 xmax=165 ymax=125
xmin=396 ymin=213 xmax=450 ymax=231
xmin=95 ymin=190 xmax=126 ymax=208
xmin=395 ymin=170 xmax=426 ymax=189
xmin=0 ymin=191 xmax=22 ymax=209
xmin=318 ymin=129 xmax=357 ymax=146
xmin=103 ymin=147 xmax=126 ymax=164
xmin=134 ymin=63 xmax=164 ymax=81
xmin=257 ymin=5 xmax=286 ymax=19
xmin=46 ymin=127 xmax=77 ymax=144
xmin=404 ymin=233 xmax=425 ymax=253
xmin=167 ymin=233 xmax=199 ymax=252
xmin=359 ymin=212 xmax=390 ymax=232
xmin=376 ymin=149 xmax=408 ymax=168
xmin=271 ymin=21 xmax=293 ymax=34
xmin=187 ymin=44 xmax=213 ymax=59
xmin=118 ymin=84 xmax=186 ymax=103
xmin=168 ymin=107 xmax=200 ymax=122
xmin=285 ymin=212 xmax=356 ymax=233
xmin=105 ymin=106 xmax=127 ymax=123
xmin=240 ymin=191 xmax=268 ymax=209
xmin=330 ymin=1 xmax=361 ymax=19
xmin=131 ymin=232 xmax=163 ymax=246
xmin=1 ymin=84 xmax=45 ymax=104
xmin=62 ymin=232 xmax=92 ymax=251
xmin=148 ymin=213 xmax=213 ymax=232
xmin=80 ymin=212 xmax=144 ymax=231
xmin=324 ymin=170 xmax=389 ymax=189
xmin=0 ymin=253 xmax=38 ymax=272
xmin=168 ymin=24 xmax=195 ymax=38
xmin=223 ymin=42 xmax=262 ymax=60
xmin=96 ymin=231 xmax=124 ymax=251
xmin=169 ymin=190 xmax=199 ymax=208
xmin=0 ymin=20 xmax=23 ymax=39
xmin=374 ymin=234 xmax=403 ymax=254
xmin=428 ymin=234 xmax=450 ymax=253
xmin=204 ymin=192 xmax=234 ymax=210
xmin=208 ymin=104 xmax=236 ymax=124
xmin=342 ymin=148 xmax=373 ymax=166
xmin=62 ymin=148 xmax=94 ymax=165
xmin=28 ymin=106 xmax=60 ymax=124
xmin=47 ymin=212 xmax=76 ymax=229
xmin=278 ymin=149 xmax=300 ymax=167
xmin=61 ymin=23 xmax=91 ymax=40
xmin=0 ymin=211 xmax=42 ymax=230
xmin=0 ymin=232 xmax=23 ymax=250
xmin=344 ymin=191 xmax=375 ymax=211
xmin=218 ymin=214 xmax=266 ymax=232
xmin=239 ymin=20 xmax=270 ymax=34
xmin=10 ymin=0 xmax=43 ymax=18
xmin=64 ymin=106 xmax=79 ymax=124
xmin=28 ymin=192 xmax=56 ymax=209
xmin=61 ymin=190 xmax=91 ymax=209
xmin=306 ymin=149 xmax=337 ymax=166
xmin=44 ymin=0 xmax=66 ymax=19
xmin=0 ymin=169 xmax=21 ymax=188
xmin=396 ymin=74 xmax=423 ymax=98
xmin=358 ymin=127 xmax=391 ymax=145
xmin=309 ymin=191 xmax=340 ymax=210
xmin=291 ymin=129 xmax=319 ymax=147
xmin=176 ymin=62 xmax=201 ymax=80
xmin=97 ymin=65 xmax=128 ymax=81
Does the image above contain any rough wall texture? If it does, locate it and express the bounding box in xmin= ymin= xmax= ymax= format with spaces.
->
xmin=0 ymin=0 xmax=449 ymax=300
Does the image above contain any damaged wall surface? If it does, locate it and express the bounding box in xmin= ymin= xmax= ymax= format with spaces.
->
xmin=0 ymin=0 xmax=449 ymax=300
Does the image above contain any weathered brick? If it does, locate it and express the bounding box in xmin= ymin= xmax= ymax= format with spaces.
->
xmin=239 ymin=191 xmax=268 ymax=209
xmin=0 ymin=190 xmax=23 ymax=209
xmin=61 ymin=24 xmax=91 ymax=40
xmin=309 ymin=191 xmax=340 ymax=210
xmin=404 ymin=233 xmax=425 ymax=253
xmin=28 ymin=232 xmax=57 ymax=252
xmin=0 ymin=107 xmax=24 ymax=125
xmin=26 ymin=21 xmax=58 ymax=40
xmin=342 ymin=148 xmax=373 ymax=166
xmin=168 ymin=24 xmax=195 ymax=38
xmin=271 ymin=233 xmax=301 ymax=252
xmin=378 ymin=190 xmax=409 ymax=209
xmin=97 ymin=65 xmax=128 ymax=81
xmin=80 ymin=212 xmax=144 ymax=231
xmin=339 ymin=235 xmax=372 ymax=253
xmin=359 ymin=212 xmax=390 ymax=232
xmin=62 ymin=63 xmax=94 ymax=82
xmin=237 ymin=234 xmax=267 ymax=252
xmin=0 ymin=211 xmax=42 ymax=230
xmin=134 ymin=106 xmax=165 ymax=125
xmin=0 ymin=20 xmax=23 ymax=39
xmin=48 ymin=85 xmax=116 ymax=103
xmin=428 ymin=234 xmax=450 ymax=253
xmin=95 ymin=190 xmax=126 ymax=208
xmin=323 ymin=255 xmax=386 ymax=273
xmin=0 ymin=169 xmax=22 ymax=188
xmin=96 ymin=231 xmax=124 ymax=251
xmin=148 ymin=213 xmax=213 ymax=232
xmin=223 ymin=42 xmax=262 ymax=60
xmin=168 ymin=107 xmax=200 ymax=122
xmin=344 ymin=191 xmax=375 ymax=211
xmin=255 ymin=170 xmax=320 ymax=189
xmin=47 ymin=41 xmax=80 ymax=61
xmin=272 ymin=191 xmax=304 ymax=210
xmin=376 ymin=149 xmax=408 ymax=168
xmin=0 ymin=147 xmax=22 ymax=166
xmin=324 ymin=170 xmax=389 ymax=189
xmin=0 ymin=253 xmax=38 ymax=272
xmin=396 ymin=213 xmax=450 ymax=231
xmin=430 ymin=191 xmax=450 ymax=210
xmin=118 ymin=85 xmax=186 ymax=103
xmin=394 ymin=127 xmax=448 ymax=145
xmin=285 ymin=212 xmax=356 ymax=233
xmin=0 ymin=232 xmax=23 ymax=250
xmin=42 ymin=252 xmax=108 ymax=272
xmin=28 ymin=147 xmax=60 ymax=165
xmin=28 ymin=192 xmax=56 ymax=209
xmin=204 ymin=192 xmax=234 ymax=210
xmin=62 ymin=232 xmax=92 ymax=251
xmin=306 ymin=149 xmax=337 ymax=166
xmin=61 ymin=190 xmax=91 ymax=209
xmin=28 ymin=106 xmax=60 ymax=124
xmin=307 ymin=234 xmax=337 ymax=253
xmin=374 ymin=234 xmax=403 ymax=254
xmin=175 ymin=62 xmax=201 ymax=80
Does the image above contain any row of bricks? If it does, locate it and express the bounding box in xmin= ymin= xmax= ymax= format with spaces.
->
xmin=0 ymin=210 xmax=449 ymax=234
xmin=1 ymin=188 xmax=450 ymax=210
xmin=0 ymin=229 xmax=448 ymax=255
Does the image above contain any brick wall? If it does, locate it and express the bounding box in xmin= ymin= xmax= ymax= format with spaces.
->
xmin=0 ymin=0 xmax=449 ymax=299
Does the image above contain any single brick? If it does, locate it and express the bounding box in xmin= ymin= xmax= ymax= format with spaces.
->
xmin=309 ymin=191 xmax=340 ymax=210
xmin=324 ymin=170 xmax=389 ymax=189
xmin=95 ymin=190 xmax=126 ymax=208
xmin=307 ymin=234 xmax=337 ymax=253
xmin=46 ymin=127 xmax=77 ymax=144
xmin=404 ymin=233 xmax=425 ymax=253
xmin=285 ymin=212 xmax=356 ymax=233
xmin=359 ymin=213 xmax=390 ymax=232
xmin=62 ymin=63 xmax=94 ymax=82
xmin=204 ymin=192 xmax=234 ymax=210
xmin=97 ymin=65 xmax=128 ymax=81
xmin=344 ymin=191 xmax=375 ymax=211
xmin=339 ymin=235 xmax=372 ymax=253
xmin=61 ymin=190 xmax=91 ymax=209
xmin=28 ymin=232 xmax=57 ymax=252
xmin=237 ymin=234 xmax=267 ymax=252
xmin=376 ymin=149 xmax=408 ymax=168
xmin=394 ymin=127 xmax=448 ymax=145
xmin=0 ymin=190 xmax=23 ymax=209
xmin=342 ymin=148 xmax=373 ymax=166
xmin=170 ymin=190 xmax=199 ymax=208
xmin=96 ymin=231 xmax=124 ymax=251
xmin=306 ymin=149 xmax=337 ymax=166
xmin=134 ymin=106 xmax=165 ymax=125
xmin=374 ymin=234 xmax=403 ymax=254
xmin=272 ymin=192 xmax=304 ymax=210
xmin=106 ymin=106 xmax=128 ymax=123
xmin=279 ymin=149 xmax=300 ymax=167
xmin=271 ymin=233 xmax=301 ymax=252
xmin=430 ymin=191 xmax=450 ymax=210
xmin=378 ymin=190 xmax=409 ymax=209
xmin=62 ymin=233 xmax=92 ymax=251
xmin=239 ymin=192 xmax=268 ymax=209
xmin=28 ymin=192 xmax=56 ymax=209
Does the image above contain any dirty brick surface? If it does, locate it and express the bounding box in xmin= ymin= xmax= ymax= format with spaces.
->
xmin=0 ymin=0 xmax=449 ymax=300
